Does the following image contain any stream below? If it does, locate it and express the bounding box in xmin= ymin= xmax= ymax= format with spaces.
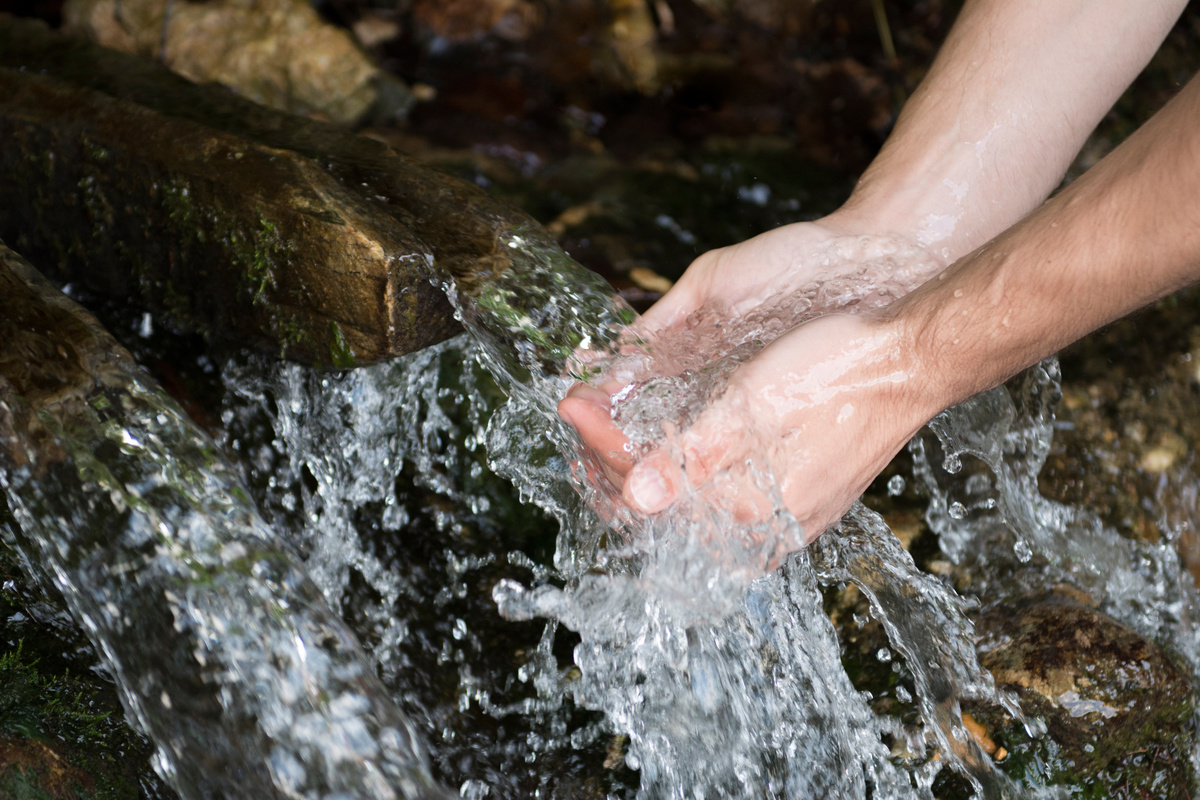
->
xmin=4 ymin=209 xmax=1200 ymax=800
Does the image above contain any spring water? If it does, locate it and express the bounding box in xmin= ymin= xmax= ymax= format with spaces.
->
xmin=3 ymin=228 xmax=1198 ymax=798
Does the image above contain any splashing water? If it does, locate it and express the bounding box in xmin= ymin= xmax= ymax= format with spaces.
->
xmin=0 ymin=358 xmax=447 ymax=799
xmin=3 ymin=224 xmax=1198 ymax=799
xmin=445 ymin=231 xmax=1049 ymax=799
xmin=917 ymin=362 xmax=1200 ymax=679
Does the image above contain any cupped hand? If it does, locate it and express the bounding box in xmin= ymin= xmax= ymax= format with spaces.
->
xmin=639 ymin=219 xmax=851 ymax=332
xmin=636 ymin=215 xmax=944 ymax=337
xmin=558 ymin=313 xmax=937 ymax=544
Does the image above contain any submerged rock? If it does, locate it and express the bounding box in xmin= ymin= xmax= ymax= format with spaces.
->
xmin=63 ymin=0 xmax=410 ymax=125
xmin=0 ymin=15 xmax=579 ymax=368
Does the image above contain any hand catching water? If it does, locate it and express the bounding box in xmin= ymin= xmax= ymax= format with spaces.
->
xmin=559 ymin=221 xmax=946 ymax=544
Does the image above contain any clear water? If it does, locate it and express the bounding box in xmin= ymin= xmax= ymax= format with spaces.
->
xmin=2 ymin=228 xmax=1197 ymax=799
xmin=0 ymin=362 xmax=446 ymax=799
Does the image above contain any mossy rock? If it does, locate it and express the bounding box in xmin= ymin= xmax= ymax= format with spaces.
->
xmin=971 ymin=592 xmax=1195 ymax=797
xmin=0 ymin=14 xmax=586 ymax=368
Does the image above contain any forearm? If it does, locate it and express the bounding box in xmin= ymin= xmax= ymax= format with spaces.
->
xmin=895 ymin=71 xmax=1200 ymax=414
xmin=834 ymin=0 xmax=1185 ymax=264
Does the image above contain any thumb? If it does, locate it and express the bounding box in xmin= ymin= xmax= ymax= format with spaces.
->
xmin=620 ymin=399 xmax=749 ymax=514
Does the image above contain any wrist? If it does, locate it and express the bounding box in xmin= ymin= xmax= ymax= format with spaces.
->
xmin=805 ymin=311 xmax=950 ymax=449
xmin=861 ymin=292 xmax=968 ymax=440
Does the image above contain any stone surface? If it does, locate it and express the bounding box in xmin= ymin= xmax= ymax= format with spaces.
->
xmin=0 ymin=15 xmax=573 ymax=368
xmin=0 ymin=243 xmax=178 ymax=796
xmin=0 ymin=242 xmax=136 ymax=466
xmin=0 ymin=238 xmax=452 ymax=800
xmin=63 ymin=0 xmax=408 ymax=125
xmin=972 ymin=592 xmax=1193 ymax=791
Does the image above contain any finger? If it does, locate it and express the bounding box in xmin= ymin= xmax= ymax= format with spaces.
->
xmin=557 ymin=385 xmax=635 ymax=474
xmin=637 ymin=272 xmax=704 ymax=332
xmin=619 ymin=402 xmax=748 ymax=515
xmin=622 ymin=449 xmax=680 ymax=514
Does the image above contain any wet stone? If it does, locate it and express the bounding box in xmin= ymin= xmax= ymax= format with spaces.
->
xmin=973 ymin=593 xmax=1194 ymax=790
xmin=1044 ymin=288 xmax=1200 ymax=581
xmin=0 ymin=15 xmax=577 ymax=368
xmin=0 ymin=238 xmax=451 ymax=800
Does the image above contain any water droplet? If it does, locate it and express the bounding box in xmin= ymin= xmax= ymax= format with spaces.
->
xmin=1013 ymin=538 xmax=1033 ymax=563
xmin=948 ymin=502 xmax=967 ymax=520
xmin=876 ymin=647 xmax=892 ymax=663
xmin=887 ymin=475 xmax=905 ymax=496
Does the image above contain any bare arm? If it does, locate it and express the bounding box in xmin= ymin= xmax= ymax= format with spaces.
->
xmin=897 ymin=70 xmax=1200 ymax=416
xmin=561 ymin=2 xmax=1198 ymax=543
xmin=841 ymin=0 xmax=1185 ymax=263
xmin=641 ymin=0 xmax=1186 ymax=330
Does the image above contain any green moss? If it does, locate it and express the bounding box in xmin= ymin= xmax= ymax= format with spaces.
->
xmin=328 ymin=321 xmax=357 ymax=369
xmin=275 ymin=311 xmax=310 ymax=359
xmin=0 ymin=768 xmax=58 ymax=800
xmin=0 ymin=642 xmax=145 ymax=800
xmin=240 ymin=217 xmax=279 ymax=305
xmin=959 ymin=699 xmax=1197 ymax=800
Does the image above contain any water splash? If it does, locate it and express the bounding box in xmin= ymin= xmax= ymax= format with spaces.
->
xmin=444 ymin=231 xmax=1045 ymax=798
xmin=916 ymin=361 xmax=1200 ymax=679
xmin=0 ymin=364 xmax=447 ymax=799
xmin=6 ymin=220 xmax=1197 ymax=799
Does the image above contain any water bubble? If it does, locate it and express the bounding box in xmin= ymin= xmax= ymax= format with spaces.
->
xmin=1024 ymin=717 xmax=1048 ymax=739
xmin=460 ymin=779 xmax=491 ymax=799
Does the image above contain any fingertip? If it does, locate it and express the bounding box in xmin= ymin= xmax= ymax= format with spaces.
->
xmin=557 ymin=394 xmax=601 ymax=432
xmin=556 ymin=396 xmax=581 ymax=427
xmin=624 ymin=460 xmax=675 ymax=514
xmin=566 ymin=383 xmax=611 ymax=403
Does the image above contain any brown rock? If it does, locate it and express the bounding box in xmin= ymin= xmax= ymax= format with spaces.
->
xmin=63 ymin=0 xmax=404 ymax=125
xmin=0 ymin=15 xmax=577 ymax=368
xmin=0 ymin=241 xmax=136 ymax=467
xmin=976 ymin=593 xmax=1193 ymax=771
xmin=0 ymin=736 xmax=96 ymax=800
xmin=413 ymin=0 xmax=540 ymax=43
xmin=0 ymin=65 xmax=445 ymax=368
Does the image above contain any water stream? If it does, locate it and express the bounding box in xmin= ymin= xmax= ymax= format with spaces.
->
xmin=2 ymin=225 xmax=1198 ymax=799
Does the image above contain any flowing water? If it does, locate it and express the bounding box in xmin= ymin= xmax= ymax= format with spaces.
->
xmin=2 ymin=225 xmax=1199 ymax=799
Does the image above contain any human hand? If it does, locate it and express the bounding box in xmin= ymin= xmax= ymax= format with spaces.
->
xmin=559 ymin=312 xmax=936 ymax=544
xmin=637 ymin=216 xmax=943 ymax=335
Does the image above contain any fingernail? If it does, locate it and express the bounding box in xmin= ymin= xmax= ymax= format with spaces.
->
xmin=626 ymin=465 xmax=670 ymax=513
xmin=566 ymin=384 xmax=611 ymax=405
